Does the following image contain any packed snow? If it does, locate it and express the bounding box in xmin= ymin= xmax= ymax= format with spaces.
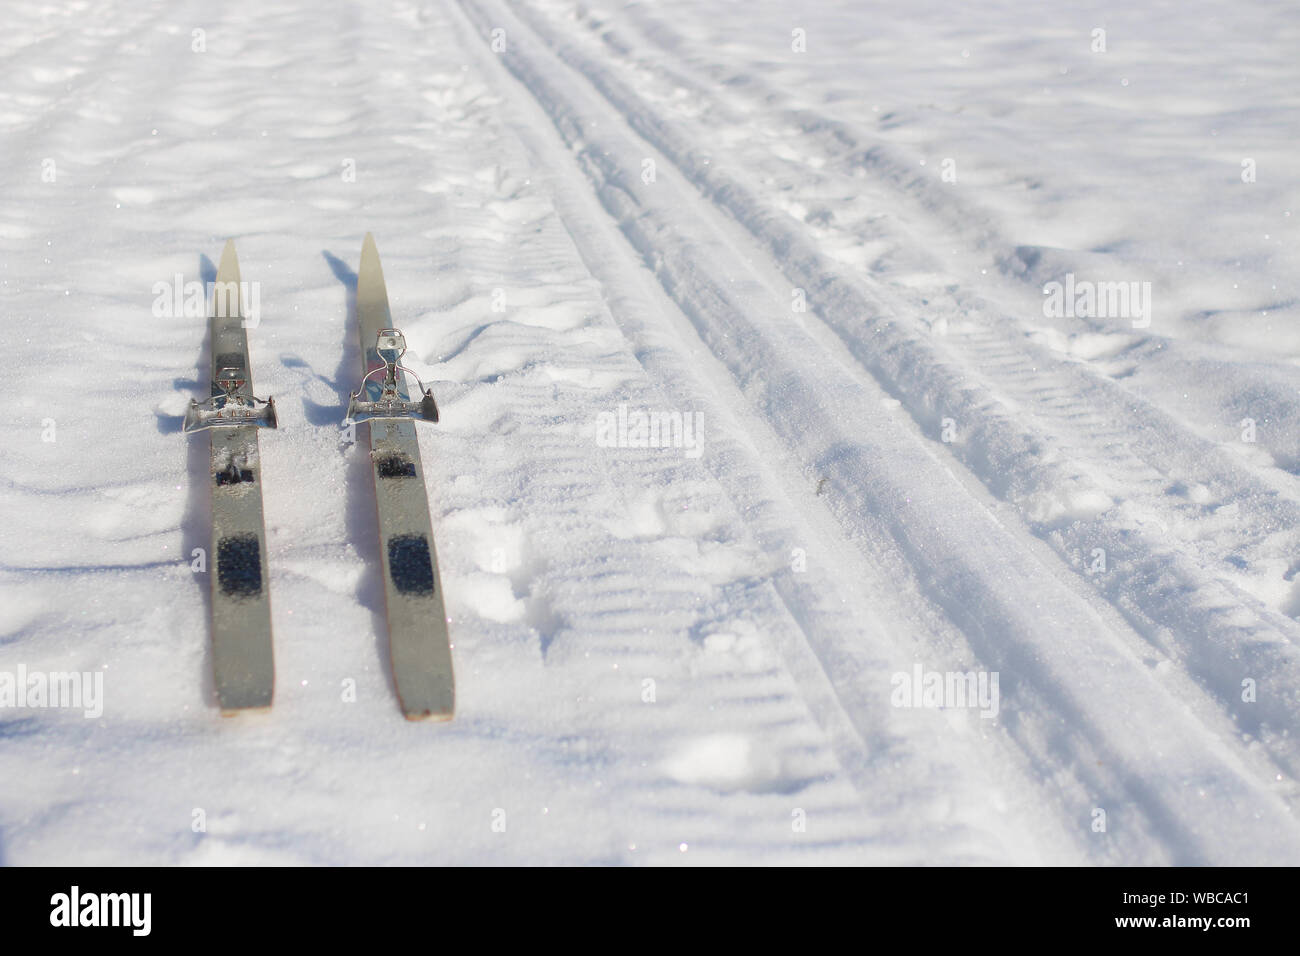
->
xmin=1 ymin=0 xmax=1298 ymax=864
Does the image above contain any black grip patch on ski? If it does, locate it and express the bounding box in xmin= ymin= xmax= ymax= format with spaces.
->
xmin=214 ymin=351 xmax=247 ymax=372
xmin=215 ymin=463 xmax=255 ymax=486
xmin=388 ymin=534 xmax=435 ymax=594
xmin=217 ymin=534 xmax=263 ymax=597
xmin=375 ymin=452 xmax=417 ymax=479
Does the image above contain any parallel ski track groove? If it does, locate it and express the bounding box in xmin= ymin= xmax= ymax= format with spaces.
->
xmin=585 ymin=0 xmax=1300 ymax=569
xmin=502 ymin=0 xmax=1300 ymax=785
xmin=442 ymin=0 xmax=1092 ymax=862
xmin=393 ymin=1 xmax=909 ymax=860
xmin=459 ymin=0 xmax=1300 ymax=862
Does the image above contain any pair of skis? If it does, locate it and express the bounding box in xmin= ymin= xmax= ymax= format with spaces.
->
xmin=184 ymin=235 xmax=454 ymax=721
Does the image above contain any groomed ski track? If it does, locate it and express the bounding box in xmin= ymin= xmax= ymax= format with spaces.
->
xmin=0 ymin=0 xmax=1297 ymax=865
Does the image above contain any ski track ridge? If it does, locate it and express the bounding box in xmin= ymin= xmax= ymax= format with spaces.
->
xmin=499 ymin=0 xmax=1300 ymax=791
xmin=457 ymin=0 xmax=1300 ymax=862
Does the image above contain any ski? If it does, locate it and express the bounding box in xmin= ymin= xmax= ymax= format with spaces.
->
xmin=185 ymin=240 xmax=277 ymax=713
xmin=347 ymin=233 xmax=455 ymax=720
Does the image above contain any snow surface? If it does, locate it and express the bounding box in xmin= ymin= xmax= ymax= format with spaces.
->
xmin=2 ymin=0 xmax=1299 ymax=864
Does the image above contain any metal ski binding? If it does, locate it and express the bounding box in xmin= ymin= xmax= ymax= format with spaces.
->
xmin=184 ymin=366 xmax=279 ymax=432
xmin=346 ymin=329 xmax=439 ymax=424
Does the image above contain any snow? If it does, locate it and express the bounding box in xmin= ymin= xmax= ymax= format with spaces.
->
xmin=1 ymin=0 xmax=1298 ymax=864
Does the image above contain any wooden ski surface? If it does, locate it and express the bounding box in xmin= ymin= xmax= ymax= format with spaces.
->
xmin=357 ymin=233 xmax=454 ymax=720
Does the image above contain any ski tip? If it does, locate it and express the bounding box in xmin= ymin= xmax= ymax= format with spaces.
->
xmin=362 ymin=232 xmax=378 ymax=256
xmin=218 ymin=238 xmax=239 ymax=275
